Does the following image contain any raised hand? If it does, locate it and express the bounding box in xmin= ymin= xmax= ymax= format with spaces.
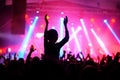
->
xmin=26 ymin=45 xmax=35 ymax=63
xmin=30 ymin=45 xmax=35 ymax=53
xmin=64 ymin=16 xmax=68 ymax=26
xmin=45 ymin=14 xmax=49 ymax=24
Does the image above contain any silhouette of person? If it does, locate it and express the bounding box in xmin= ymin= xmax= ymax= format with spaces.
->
xmin=44 ymin=14 xmax=69 ymax=61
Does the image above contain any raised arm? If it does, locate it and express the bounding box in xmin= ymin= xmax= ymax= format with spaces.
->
xmin=59 ymin=16 xmax=69 ymax=46
xmin=64 ymin=16 xmax=69 ymax=41
xmin=44 ymin=14 xmax=48 ymax=34
xmin=44 ymin=14 xmax=49 ymax=47
xmin=26 ymin=45 xmax=35 ymax=63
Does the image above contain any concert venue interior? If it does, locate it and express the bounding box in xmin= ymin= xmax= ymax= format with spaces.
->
xmin=0 ymin=0 xmax=120 ymax=61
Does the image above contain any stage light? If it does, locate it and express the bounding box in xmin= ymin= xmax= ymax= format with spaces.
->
xmin=91 ymin=28 xmax=110 ymax=55
xmin=35 ymin=16 xmax=39 ymax=19
xmin=104 ymin=19 xmax=107 ymax=23
xmin=36 ymin=33 xmax=44 ymax=38
xmin=80 ymin=19 xmax=92 ymax=46
xmin=52 ymin=26 xmax=55 ymax=29
xmin=88 ymin=42 xmax=92 ymax=47
xmin=68 ymin=26 xmax=81 ymax=43
xmin=25 ymin=14 xmax=28 ymax=19
xmin=61 ymin=12 xmax=64 ymax=14
xmin=0 ymin=49 xmax=2 ymax=54
xmin=36 ymin=10 xmax=39 ymax=13
xmin=90 ymin=18 xmax=94 ymax=23
xmin=18 ymin=16 xmax=39 ymax=58
xmin=104 ymin=20 xmax=120 ymax=44
xmin=71 ymin=27 xmax=82 ymax=52
xmin=71 ymin=27 xmax=83 ymax=58
xmin=8 ymin=48 xmax=11 ymax=53
xmin=111 ymin=18 xmax=116 ymax=23
xmin=59 ymin=17 xmax=64 ymax=57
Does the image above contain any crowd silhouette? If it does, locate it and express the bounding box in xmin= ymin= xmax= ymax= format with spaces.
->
xmin=0 ymin=15 xmax=120 ymax=80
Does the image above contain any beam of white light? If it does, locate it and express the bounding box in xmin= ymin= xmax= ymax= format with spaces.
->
xmin=71 ymin=27 xmax=82 ymax=52
xmin=59 ymin=18 xmax=64 ymax=41
xmin=104 ymin=20 xmax=120 ymax=44
xmin=59 ymin=17 xmax=64 ymax=57
xmin=18 ymin=16 xmax=39 ymax=58
xmin=91 ymin=28 xmax=110 ymax=55
xmin=80 ymin=19 xmax=92 ymax=46
xmin=68 ymin=26 xmax=81 ymax=42
xmin=65 ymin=26 xmax=81 ymax=57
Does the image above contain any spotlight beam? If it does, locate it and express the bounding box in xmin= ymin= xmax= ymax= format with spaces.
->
xmin=68 ymin=26 xmax=81 ymax=43
xmin=71 ymin=27 xmax=82 ymax=52
xmin=104 ymin=20 xmax=120 ymax=44
xmin=80 ymin=19 xmax=92 ymax=46
xmin=18 ymin=16 xmax=39 ymax=58
xmin=59 ymin=17 xmax=64 ymax=57
xmin=91 ymin=29 xmax=110 ymax=55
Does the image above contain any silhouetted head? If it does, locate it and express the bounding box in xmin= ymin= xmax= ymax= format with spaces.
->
xmin=18 ymin=58 xmax=24 ymax=64
xmin=47 ymin=29 xmax=58 ymax=43
xmin=81 ymin=65 xmax=100 ymax=80
xmin=33 ymin=56 xmax=40 ymax=62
